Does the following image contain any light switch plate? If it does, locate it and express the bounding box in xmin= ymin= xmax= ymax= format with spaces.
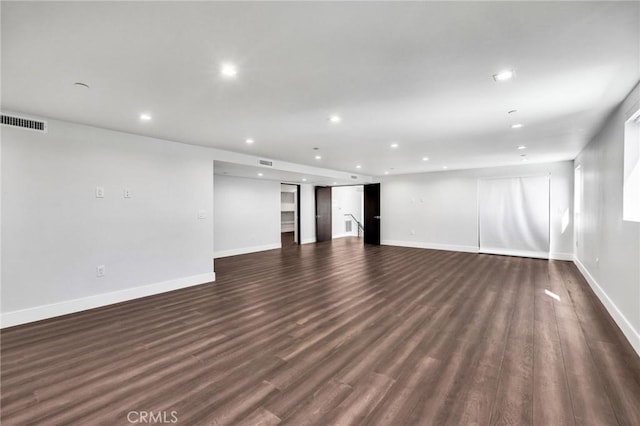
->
xmin=198 ymin=210 xmax=207 ymax=219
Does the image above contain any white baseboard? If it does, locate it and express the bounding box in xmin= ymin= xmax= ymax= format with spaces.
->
xmin=550 ymin=252 xmax=574 ymax=261
xmin=332 ymin=233 xmax=359 ymax=239
xmin=0 ymin=272 xmax=216 ymax=329
xmin=479 ymin=248 xmax=549 ymax=259
xmin=382 ymin=240 xmax=479 ymax=253
xmin=214 ymin=243 xmax=281 ymax=259
xmin=382 ymin=241 xmax=572 ymax=262
xmin=301 ymin=238 xmax=316 ymax=245
xmin=574 ymin=257 xmax=640 ymax=356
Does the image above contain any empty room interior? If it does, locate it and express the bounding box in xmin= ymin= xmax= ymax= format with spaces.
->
xmin=1 ymin=1 xmax=640 ymax=425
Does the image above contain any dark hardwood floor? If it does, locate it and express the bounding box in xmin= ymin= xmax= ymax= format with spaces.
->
xmin=1 ymin=238 xmax=639 ymax=425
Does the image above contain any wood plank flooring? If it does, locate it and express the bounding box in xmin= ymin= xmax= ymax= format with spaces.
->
xmin=2 ymin=237 xmax=639 ymax=425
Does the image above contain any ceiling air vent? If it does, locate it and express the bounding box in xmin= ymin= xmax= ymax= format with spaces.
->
xmin=259 ymin=159 xmax=273 ymax=167
xmin=351 ymin=175 xmax=358 ymax=180
xmin=1 ymin=114 xmax=47 ymax=133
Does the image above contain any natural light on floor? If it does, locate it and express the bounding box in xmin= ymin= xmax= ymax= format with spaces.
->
xmin=545 ymin=289 xmax=561 ymax=301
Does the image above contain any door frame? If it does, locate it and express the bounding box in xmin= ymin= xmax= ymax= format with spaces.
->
xmin=282 ymin=182 xmax=302 ymax=244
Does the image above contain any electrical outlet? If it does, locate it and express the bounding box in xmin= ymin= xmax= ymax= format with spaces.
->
xmin=96 ymin=186 xmax=105 ymax=198
xmin=198 ymin=210 xmax=207 ymax=219
xmin=96 ymin=265 xmax=105 ymax=277
xmin=123 ymin=188 xmax=131 ymax=198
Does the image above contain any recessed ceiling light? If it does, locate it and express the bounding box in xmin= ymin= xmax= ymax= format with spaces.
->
xmin=422 ymin=156 xmax=429 ymax=161
xmin=257 ymin=172 xmax=263 ymax=177
xmin=442 ymin=166 xmax=448 ymax=169
xmin=315 ymin=155 xmax=322 ymax=160
xmin=517 ymin=145 xmax=527 ymax=150
xmin=384 ymin=171 xmax=389 ymax=175
xmin=333 ymin=182 xmax=337 ymax=185
xmin=302 ymin=178 xmax=307 ymax=182
xmin=245 ymin=138 xmax=254 ymax=144
xmin=139 ymin=113 xmax=152 ymax=121
xmin=493 ymin=70 xmax=514 ymax=82
xmin=329 ymin=115 xmax=342 ymax=123
xmin=220 ymin=63 xmax=238 ymax=78
xmin=508 ymin=109 xmax=518 ymax=114
xmin=521 ymin=158 xmax=529 ymax=162
xmin=74 ymin=82 xmax=90 ymax=89
xmin=511 ymin=123 xmax=523 ymax=129
xmin=356 ymin=164 xmax=362 ymax=169
xmin=390 ymin=142 xmax=399 ymax=148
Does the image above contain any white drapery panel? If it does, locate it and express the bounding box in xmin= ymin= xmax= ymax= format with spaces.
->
xmin=478 ymin=175 xmax=550 ymax=259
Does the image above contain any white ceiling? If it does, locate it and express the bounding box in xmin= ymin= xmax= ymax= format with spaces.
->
xmin=2 ymin=2 xmax=639 ymax=176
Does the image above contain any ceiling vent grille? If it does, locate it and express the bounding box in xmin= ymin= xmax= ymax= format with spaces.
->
xmin=259 ymin=159 xmax=273 ymax=167
xmin=1 ymin=114 xmax=47 ymax=132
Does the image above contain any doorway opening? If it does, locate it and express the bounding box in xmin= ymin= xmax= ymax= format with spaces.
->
xmin=332 ymin=185 xmax=364 ymax=239
xmin=281 ymin=184 xmax=300 ymax=247
xmin=315 ymin=183 xmax=381 ymax=245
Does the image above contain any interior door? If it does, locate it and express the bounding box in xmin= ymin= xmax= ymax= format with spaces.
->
xmin=315 ymin=186 xmax=332 ymax=242
xmin=364 ymin=183 xmax=381 ymax=245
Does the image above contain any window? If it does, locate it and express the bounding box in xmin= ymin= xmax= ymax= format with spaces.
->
xmin=623 ymin=108 xmax=640 ymax=222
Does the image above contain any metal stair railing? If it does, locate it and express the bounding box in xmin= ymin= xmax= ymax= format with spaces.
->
xmin=344 ymin=213 xmax=364 ymax=237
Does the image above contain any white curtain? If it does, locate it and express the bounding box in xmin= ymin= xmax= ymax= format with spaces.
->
xmin=478 ymin=176 xmax=550 ymax=259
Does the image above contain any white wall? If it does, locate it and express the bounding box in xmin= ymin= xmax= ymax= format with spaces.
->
xmin=0 ymin=112 xmax=372 ymax=327
xmin=213 ymin=175 xmax=280 ymax=258
xmin=574 ymin=82 xmax=640 ymax=354
xmin=300 ymin=184 xmax=316 ymax=244
xmin=1 ymin=118 xmax=215 ymax=327
xmin=381 ymin=161 xmax=574 ymax=259
xmin=332 ymin=186 xmax=363 ymax=238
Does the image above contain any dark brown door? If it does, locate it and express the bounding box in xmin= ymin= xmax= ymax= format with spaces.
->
xmin=315 ymin=186 xmax=332 ymax=242
xmin=364 ymin=183 xmax=381 ymax=245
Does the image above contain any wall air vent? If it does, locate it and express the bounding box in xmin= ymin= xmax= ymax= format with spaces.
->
xmin=351 ymin=175 xmax=358 ymax=180
xmin=259 ymin=159 xmax=273 ymax=167
xmin=1 ymin=114 xmax=47 ymax=133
